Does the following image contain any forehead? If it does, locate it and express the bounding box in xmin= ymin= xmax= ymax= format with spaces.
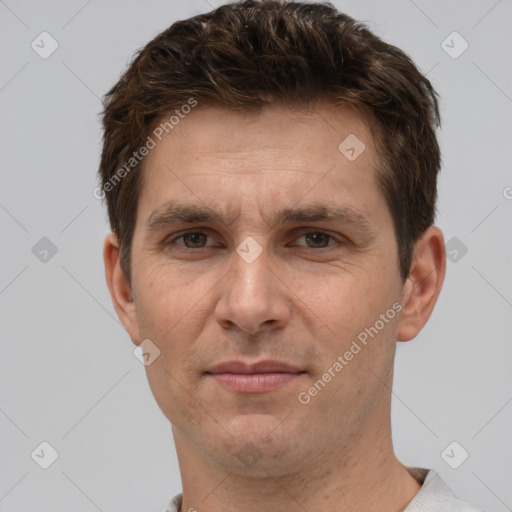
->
xmin=135 ymin=103 xmax=386 ymax=230
xmin=151 ymin=102 xmax=377 ymax=161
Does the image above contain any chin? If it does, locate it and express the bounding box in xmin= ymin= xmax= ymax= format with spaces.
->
xmin=208 ymin=414 xmax=303 ymax=474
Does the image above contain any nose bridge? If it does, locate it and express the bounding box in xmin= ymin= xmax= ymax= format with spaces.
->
xmin=230 ymin=237 xmax=273 ymax=303
xmin=215 ymin=237 xmax=290 ymax=333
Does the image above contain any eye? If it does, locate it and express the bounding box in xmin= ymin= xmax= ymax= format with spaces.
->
xmin=165 ymin=229 xmax=341 ymax=252
xmin=293 ymin=231 xmax=337 ymax=249
xmin=170 ymin=231 xmax=215 ymax=249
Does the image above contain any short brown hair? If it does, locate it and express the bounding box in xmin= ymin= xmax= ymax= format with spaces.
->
xmin=98 ymin=0 xmax=441 ymax=283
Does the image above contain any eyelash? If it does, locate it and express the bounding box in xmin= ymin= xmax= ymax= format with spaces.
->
xmin=165 ymin=230 xmax=342 ymax=250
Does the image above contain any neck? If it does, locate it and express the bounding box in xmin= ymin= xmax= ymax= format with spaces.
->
xmin=173 ymin=411 xmax=422 ymax=512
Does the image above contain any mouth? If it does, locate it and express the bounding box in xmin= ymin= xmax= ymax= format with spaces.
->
xmin=204 ymin=360 xmax=306 ymax=393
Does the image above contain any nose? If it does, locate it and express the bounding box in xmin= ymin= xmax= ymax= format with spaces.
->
xmin=214 ymin=243 xmax=291 ymax=335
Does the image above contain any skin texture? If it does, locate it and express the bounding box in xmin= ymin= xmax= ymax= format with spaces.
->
xmin=104 ymin=103 xmax=446 ymax=512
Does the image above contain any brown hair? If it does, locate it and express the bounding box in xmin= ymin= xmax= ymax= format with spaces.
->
xmin=98 ymin=0 xmax=441 ymax=283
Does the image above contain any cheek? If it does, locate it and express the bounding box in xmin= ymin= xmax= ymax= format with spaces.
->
xmin=294 ymin=267 xmax=400 ymax=387
xmin=133 ymin=264 xmax=220 ymax=385
xmin=294 ymin=270 xmax=381 ymax=343
xmin=136 ymin=269 xmax=209 ymax=425
xmin=144 ymin=358 xmax=207 ymax=432
xmin=134 ymin=263 xmax=209 ymax=339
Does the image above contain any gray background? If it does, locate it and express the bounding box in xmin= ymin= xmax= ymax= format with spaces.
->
xmin=1 ymin=0 xmax=511 ymax=510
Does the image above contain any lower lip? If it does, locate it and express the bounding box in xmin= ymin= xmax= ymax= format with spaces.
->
xmin=207 ymin=372 xmax=303 ymax=393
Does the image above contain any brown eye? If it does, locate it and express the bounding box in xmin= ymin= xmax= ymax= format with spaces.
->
xmin=303 ymin=232 xmax=332 ymax=248
xmin=181 ymin=232 xmax=209 ymax=248
xmin=165 ymin=231 xmax=212 ymax=249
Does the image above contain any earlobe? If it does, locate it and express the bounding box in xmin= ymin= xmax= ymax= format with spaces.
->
xmin=103 ymin=232 xmax=140 ymax=345
xmin=396 ymin=226 xmax=446 ymax=342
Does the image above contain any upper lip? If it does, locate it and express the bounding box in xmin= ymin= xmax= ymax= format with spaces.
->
xmin=206 ymin=360 xmax=304 ymax=374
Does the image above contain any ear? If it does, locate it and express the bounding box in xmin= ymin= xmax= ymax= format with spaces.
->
xmin=103 ymin=232 xmax=140 ymax=346
xmin=396 ymin=226 xmax=446 ymax=342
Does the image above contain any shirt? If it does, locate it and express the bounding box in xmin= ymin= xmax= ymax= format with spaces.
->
xmin=162 ymin=466 xmax=485 ymax=512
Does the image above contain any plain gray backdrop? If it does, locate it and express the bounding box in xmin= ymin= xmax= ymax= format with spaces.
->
xmin=1 ymin=1 xmax=511 ymax=511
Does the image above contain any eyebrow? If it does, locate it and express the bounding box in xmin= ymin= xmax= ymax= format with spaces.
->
xmin=145 ymin=201 xmax=376 ymax=239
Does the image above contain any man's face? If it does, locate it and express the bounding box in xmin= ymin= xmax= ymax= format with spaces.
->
xmin=126 ymin=104 xmax=407 ymax=474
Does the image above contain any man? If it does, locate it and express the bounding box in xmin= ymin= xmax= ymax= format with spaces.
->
xmin=99 ymin=1 xmax=484 ymax=510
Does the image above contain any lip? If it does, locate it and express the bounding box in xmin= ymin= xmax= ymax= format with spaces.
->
xmin=205 ymin=360 xmax=306 ymax=393
xmin=206 ymin=360 xmax=304 ymax=374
